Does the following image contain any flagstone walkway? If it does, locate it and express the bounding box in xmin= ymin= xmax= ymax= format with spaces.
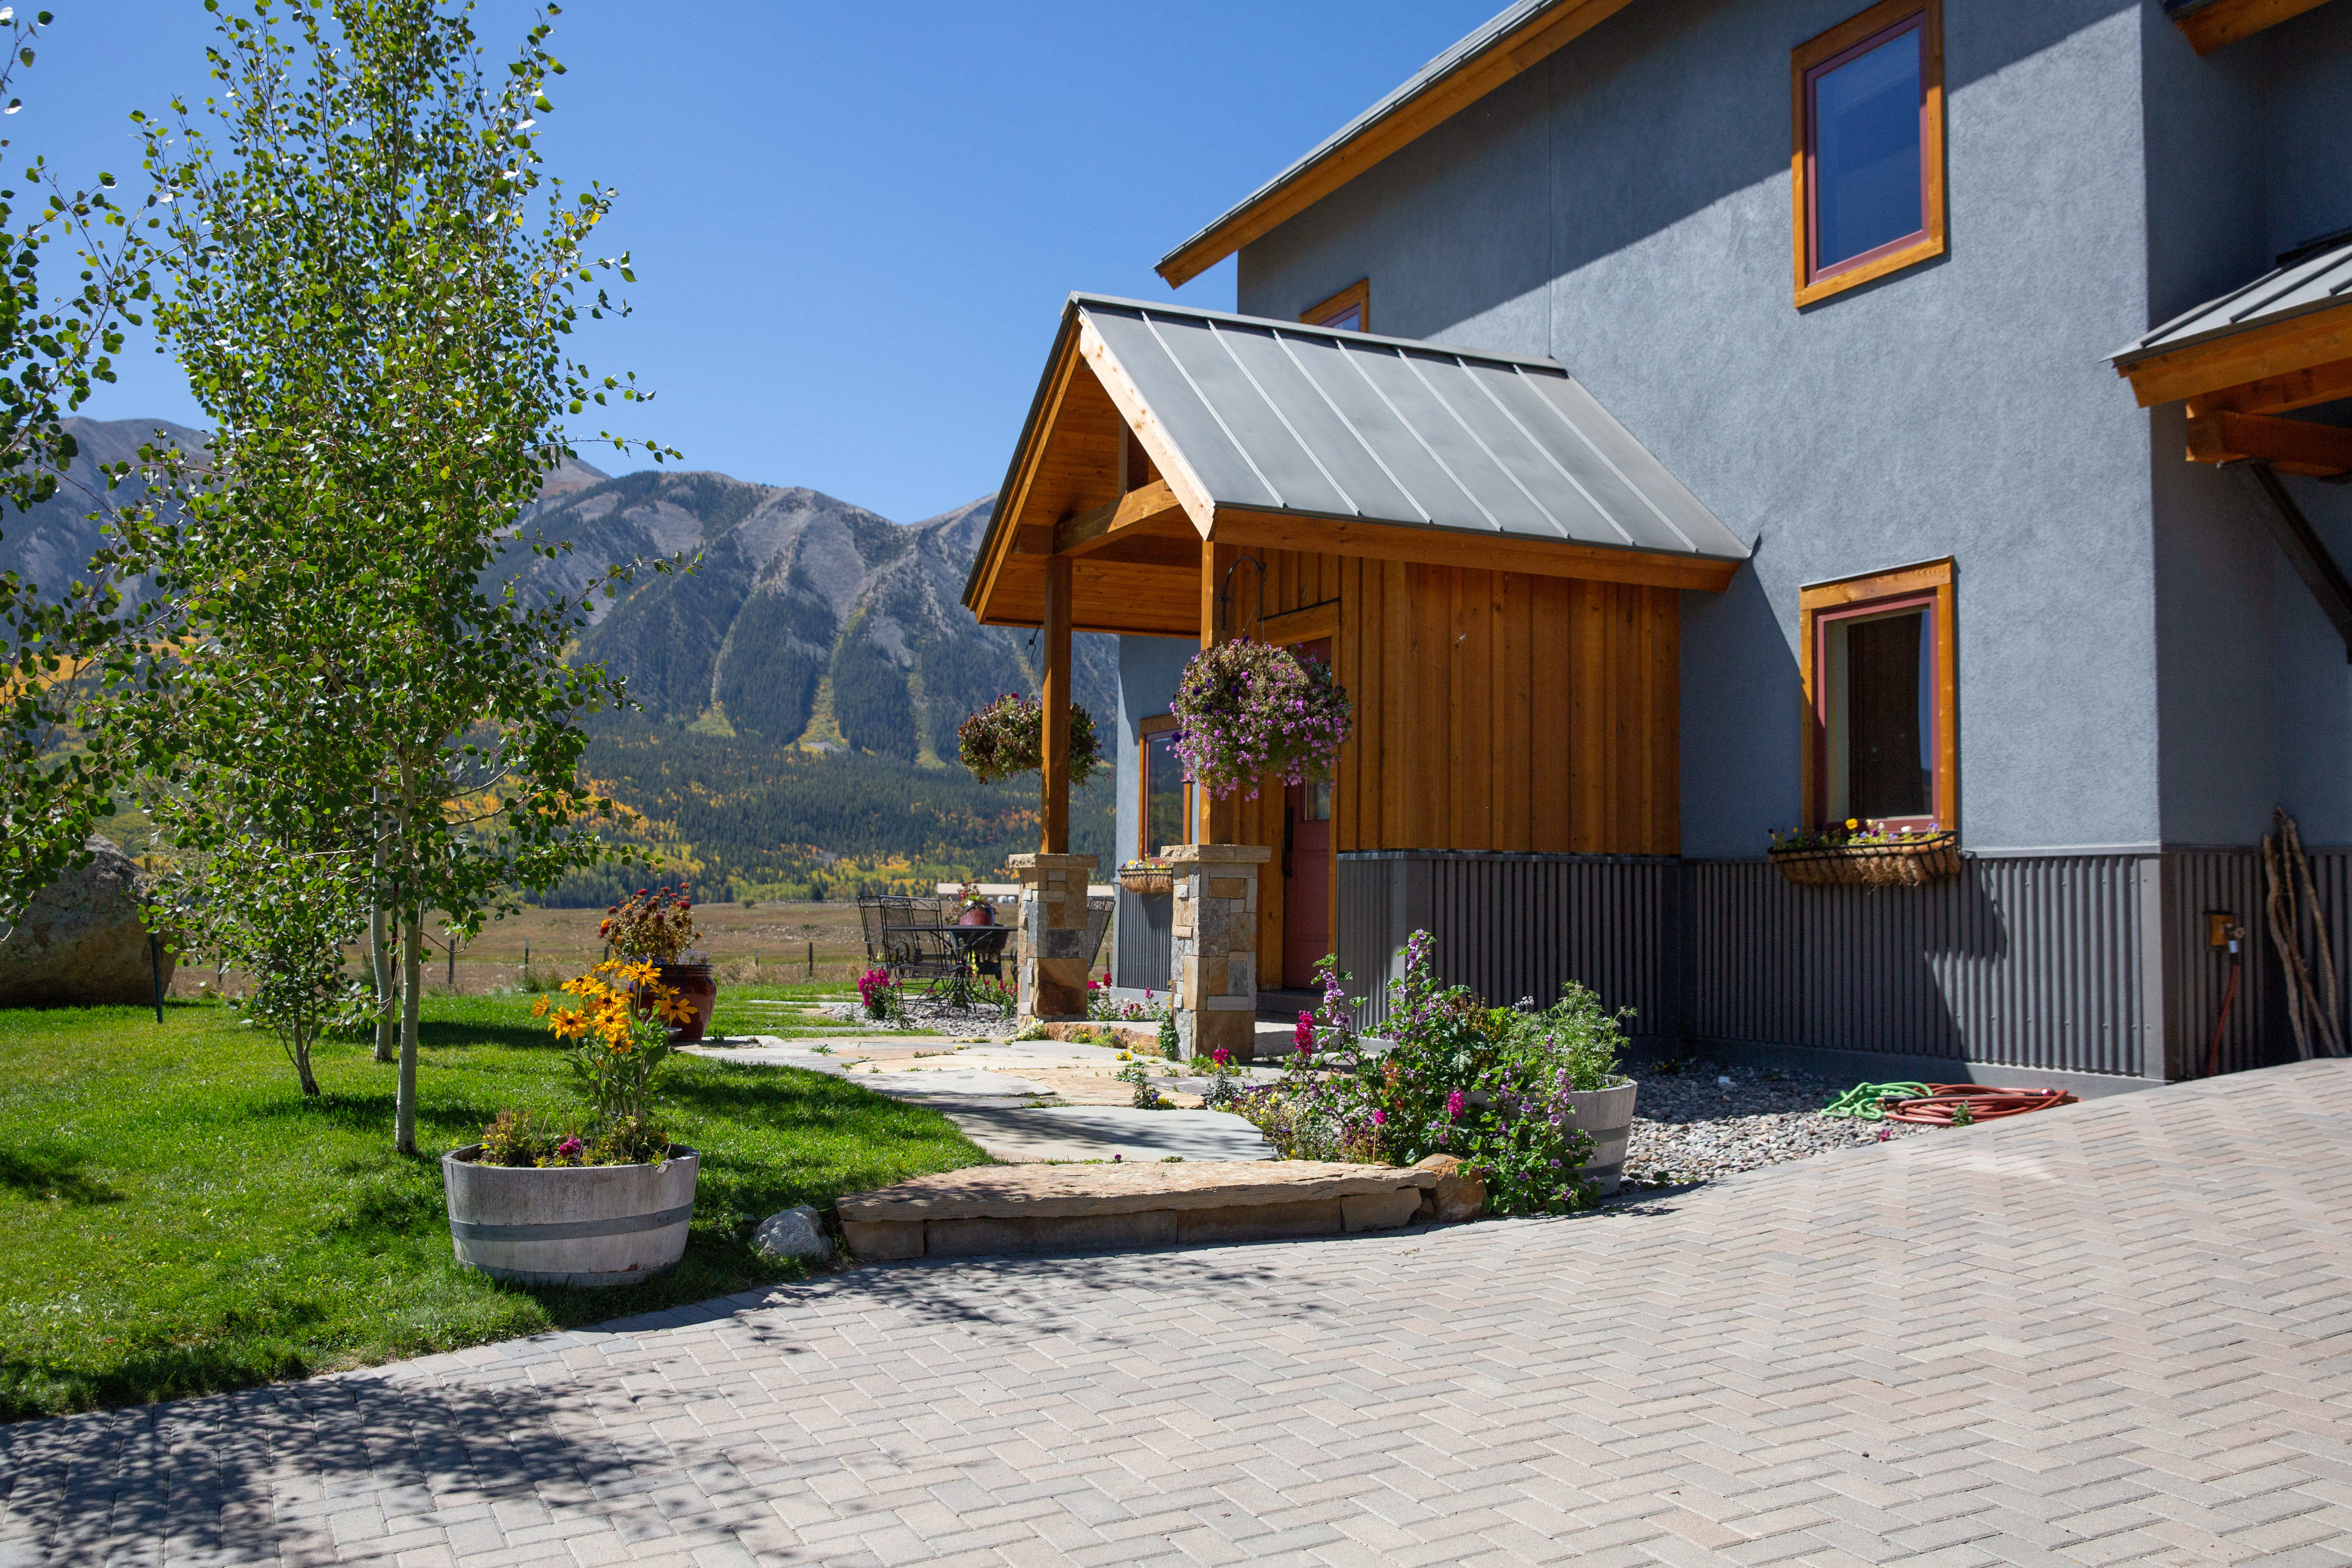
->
xmin=7 ymin=1060 xmax=2350 ymax=1568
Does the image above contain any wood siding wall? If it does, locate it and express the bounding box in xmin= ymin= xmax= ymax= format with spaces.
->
xmin=1212 ymin=548 xmax=1680 ymax=989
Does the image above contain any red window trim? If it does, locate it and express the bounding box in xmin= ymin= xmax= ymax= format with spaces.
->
xmin=1811 ymin=591 xmax=1939 ymax=831
xmin=1801 ymin=12 xmax=1931 ymax=286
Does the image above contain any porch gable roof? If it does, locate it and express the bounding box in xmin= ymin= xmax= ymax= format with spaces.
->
xmin=962 ymin=294 xmax=1747 ymax=631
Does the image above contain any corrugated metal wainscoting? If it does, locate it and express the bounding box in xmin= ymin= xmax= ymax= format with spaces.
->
xmin=1113 ymin=888 xmax=1172 ymax=994
xmin=1336 ymin=850 xmax=2209 ymax=1077
xmin=2163 ymin=848 xmax=2351 ymax=1077
xmin=1336 ymin=853 xmax=1680 ymax=1039
xmin=1687 ymin=857 xmax=2149 ymax=1075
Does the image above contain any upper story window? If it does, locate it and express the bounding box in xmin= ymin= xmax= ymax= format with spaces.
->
xmin=1792 ymin=0 xmax=1945 ymax=307
xmin=1302 ymin=280 xmax=1369 ymax=333
xmin=1801 ymin=559 xmax=1955 ymax=832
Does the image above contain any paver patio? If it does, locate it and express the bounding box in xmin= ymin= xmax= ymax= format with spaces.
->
xmin=6 ymin=1059 xmax=2349 ymax=1568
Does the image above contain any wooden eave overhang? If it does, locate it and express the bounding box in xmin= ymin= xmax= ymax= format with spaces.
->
xmin=2164 ymin=0 xmax=2338 ymax=54
xmin=2112 ymin=234 xmax=2352 ymax=478
xmin=960 ymin=295 xmax=1748 ymax=635
xmin=1154 ymin=0 xmax=1639 ymax=288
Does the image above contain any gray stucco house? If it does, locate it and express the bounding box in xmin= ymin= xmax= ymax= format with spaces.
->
xmin=964 ymin=0 xmax=2352 ymax=1093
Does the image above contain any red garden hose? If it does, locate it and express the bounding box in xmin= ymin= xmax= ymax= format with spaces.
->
xmin=1882 ymin=1083 xmax=2079 ymax=1125
xmin=2207 ymin=955 xmax=2240 ymax=1079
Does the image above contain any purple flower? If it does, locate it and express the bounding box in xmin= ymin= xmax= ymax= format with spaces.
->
xmin=554 ymin=1136 xmax=583 ymax=1159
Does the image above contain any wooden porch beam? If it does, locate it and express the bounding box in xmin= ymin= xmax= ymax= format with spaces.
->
xmin=2232 ymin=461 xmax=2352 ymax=660
xmin=1040 ymin=553 xmax=1073 ymax=855
xmin=2187 ymin=409 xmax=2352 ymax=478
xmin=1053 ymin=479 xmax=1189 ymax=558
xmin=1208 ymin=507 xmax=1742 ymax=592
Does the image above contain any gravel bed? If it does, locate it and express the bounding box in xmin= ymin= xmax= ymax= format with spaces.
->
xmin=816 ymin=997 xmax=1022 ymax=1036
xmin=1619 ymin=1064 xmax=1933 ymax=1185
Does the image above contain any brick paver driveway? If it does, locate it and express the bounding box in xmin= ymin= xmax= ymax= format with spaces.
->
xmin=8 ymin=1060 xmax=2351 ymax=1568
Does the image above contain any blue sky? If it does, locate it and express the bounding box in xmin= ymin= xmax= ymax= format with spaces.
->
xmin=32 ymin=2 xmax=1498 ymax=524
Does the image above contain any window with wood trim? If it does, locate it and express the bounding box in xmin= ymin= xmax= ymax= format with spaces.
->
xmin=1139 ymin=714 xmax=1189 ymax=856
xmin=1301 ymin=279 xmax=1369 ymax=334
xmin=1800 ymin=559 xmax=1955 ymax=832
xmin=1791 ymin=0 xmax=1944 ymax=307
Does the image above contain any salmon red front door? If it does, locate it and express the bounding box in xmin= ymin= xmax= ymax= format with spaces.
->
xmin=1283 ymin=638 xmax=1335 ymax=985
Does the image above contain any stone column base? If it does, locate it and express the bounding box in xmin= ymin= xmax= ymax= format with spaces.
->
xmin=1166 ymin=842 xmax=1271 ymax=1062
xmin=1005 ymin=852 xmax=1097 ymax=1020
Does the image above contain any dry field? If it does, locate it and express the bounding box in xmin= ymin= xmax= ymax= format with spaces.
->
xmin=166 ymin=900 xmax=882 ymax=997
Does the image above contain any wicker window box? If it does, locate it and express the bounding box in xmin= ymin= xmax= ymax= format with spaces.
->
xmin=1768 ymin=831 xmax=1960 ymax=887
xmin=1117 ymin=860 xmax=1174 ymax=896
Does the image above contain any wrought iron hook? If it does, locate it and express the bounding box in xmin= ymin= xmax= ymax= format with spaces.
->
xmin=1214 ymin=555 xmax=1266 ymax=637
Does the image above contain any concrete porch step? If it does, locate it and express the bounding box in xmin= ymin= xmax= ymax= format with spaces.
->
xmin=838 ymin=1158 xmax=1474 ymax=1260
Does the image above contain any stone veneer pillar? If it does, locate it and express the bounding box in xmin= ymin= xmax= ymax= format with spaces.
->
xmin=1165 ymin=842 xmax=1271 ymax=1061
xmin=1005 ymin=852 xmax=1097 ymax=1020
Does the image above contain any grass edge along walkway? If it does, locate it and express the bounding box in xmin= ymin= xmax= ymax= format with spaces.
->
xmin=0 ymin=992 xmax=988 ymax=1422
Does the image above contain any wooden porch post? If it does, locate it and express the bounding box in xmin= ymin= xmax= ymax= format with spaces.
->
xmin=1008 ymin=549 xmax=1094 ymax=1019
xmin=1041 ymin=552 xmax=1073 ymax=853
xmin=1199 ymin=540 xmax=1241 ymax=845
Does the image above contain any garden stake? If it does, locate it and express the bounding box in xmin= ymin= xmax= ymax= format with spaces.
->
xmin=2263 ymin=832 xmax=2312 ymax=1059
xmin=149 ymin=932 xmax=165 ymax=1025
xmin=2284 ymin=812 xmax=2344 ymax=1056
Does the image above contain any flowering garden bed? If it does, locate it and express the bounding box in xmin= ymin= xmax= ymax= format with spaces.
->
xmin=1213 ymin=933 xmax=1633 ymax=1215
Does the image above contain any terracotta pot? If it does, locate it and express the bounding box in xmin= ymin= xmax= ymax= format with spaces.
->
xmin=655 ymin=961 xmax=717 ymax=1042
xmin=957 ymin=904 xmax=995 ymax=927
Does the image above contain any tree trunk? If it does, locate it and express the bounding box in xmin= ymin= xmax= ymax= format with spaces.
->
xmin=397 ymin=911 xmax=422 ymax=1154
xmin=294 ymin=1035 xmax=320 ymax=1098
xmin=370 ymin=899 xmax=394 ymax=1062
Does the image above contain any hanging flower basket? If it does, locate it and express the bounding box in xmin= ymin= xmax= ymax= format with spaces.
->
xmin=1768 ymin=830 xmax=1961 ymax=888
xmin=956 ymin=694 xmax=1103 ymax=785
xmin=1118 ymin=858 xmax=1173 ymax=896
xmin=1169 ymin=637 xmax=1353 ymax=801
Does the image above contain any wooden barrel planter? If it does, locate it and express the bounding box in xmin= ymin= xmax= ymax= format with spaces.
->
xmin=442 ymin=1145 xmax=699 ymax=1287
xmin=1563 ymin=1081 xmax=1638 ymax=1196
xmin=1768 ymin=831 xmax=1960 ymax=888
xmin=656 ymin=961 xmax=717 ymax=1042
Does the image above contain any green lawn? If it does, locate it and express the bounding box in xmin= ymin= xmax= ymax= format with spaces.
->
xmin=0 ymin=993 xmax=988 ymax=1422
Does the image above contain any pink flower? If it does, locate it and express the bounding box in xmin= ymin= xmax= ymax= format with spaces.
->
xmin=1371 ymin=1109 xmax=1387 ymax=1125
xmin=554 ymin=1136 xmax=583 ymax=1159
xmin=1212 ymin=1047 xmax=1230 ymax=1067
xmin=1446 ymin=1090 xmax=1466 ymax=1120
xmin=1294 ymin=1011 xmax=1314 ymax=1046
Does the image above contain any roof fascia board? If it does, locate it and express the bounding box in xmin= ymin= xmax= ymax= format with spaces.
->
xmin=2114 ymin=298 xmax=2352 ymax=408
xmin=963 ymin=304 xmax=1086 ymax=614
xmin=1207 ymin=505 xmax=1742 ymax=591
xmin=1154 ymin=0 xmax=1639 ymax=287
xmin=2169 ymin=0 xmax=2337 ymax=55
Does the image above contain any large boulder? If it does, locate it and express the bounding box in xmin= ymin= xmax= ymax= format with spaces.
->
xmin=0 ymin=835 xmax=173 ymax=1007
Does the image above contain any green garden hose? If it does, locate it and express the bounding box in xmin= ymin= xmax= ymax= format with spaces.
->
xmin=1822 ymin=1081 xmax=1929 ymax=1120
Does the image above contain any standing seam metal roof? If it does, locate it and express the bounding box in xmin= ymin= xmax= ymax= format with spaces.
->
xmin=1077 ymin=294 xmax=1745 ymax=561
xmin=2111 ymin=234 xmax=2352 ymax=364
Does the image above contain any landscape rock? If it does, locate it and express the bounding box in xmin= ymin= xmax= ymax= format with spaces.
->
xmin=751 ymin=1205 xmax=833 ymax=1263
xmin=1411 ymin=1154 xmax=1487 ymax=1223
xmin=0 ymin=835 xmax=172 ymax=1007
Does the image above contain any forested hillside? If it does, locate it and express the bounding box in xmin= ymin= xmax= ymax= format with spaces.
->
xmin=499 ymin=471 xmax=1122 ymax=901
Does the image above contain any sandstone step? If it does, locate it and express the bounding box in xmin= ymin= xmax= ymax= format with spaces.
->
xmin=838 ymin=1159 xmax=1458 ymax=1260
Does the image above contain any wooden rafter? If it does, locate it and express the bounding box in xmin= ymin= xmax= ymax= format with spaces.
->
xmin=1053 ymin=479 xmax=1190 ymax=558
